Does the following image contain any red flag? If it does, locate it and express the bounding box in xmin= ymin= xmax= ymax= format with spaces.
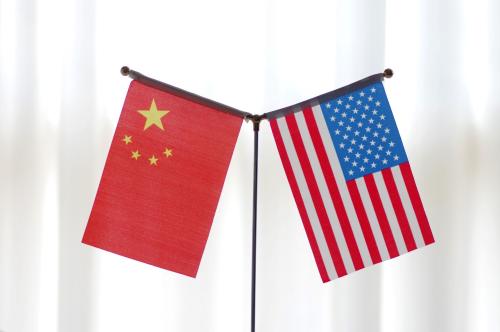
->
xmin=83 ymin=80 xmax=242 ymax=277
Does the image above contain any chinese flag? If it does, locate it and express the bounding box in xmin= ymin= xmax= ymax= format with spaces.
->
xmin=83 ymin=80 xmax=242 ymax=277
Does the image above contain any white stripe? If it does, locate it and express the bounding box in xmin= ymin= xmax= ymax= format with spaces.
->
xmin=311 ymin=105 xmax=372 ymax=266
xmin=276 ymin=118 xmax=338 ymax=280
xmin=373 ymin=172 xmax=408 ymax=254
xmin=294 ymin=112 xmax=354 ymax=273
xmin=356 ymin=178 xmax=390 ymax=261
xmin=392 ymin=166 xmax=425 ymax=248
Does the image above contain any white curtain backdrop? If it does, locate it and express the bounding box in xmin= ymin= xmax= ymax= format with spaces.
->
xmin=1 ymin=0 xmax=500 ymax=331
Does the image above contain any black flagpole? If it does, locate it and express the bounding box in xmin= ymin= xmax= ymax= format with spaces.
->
xmin=248 ymin=114 xmax=263 ymax=332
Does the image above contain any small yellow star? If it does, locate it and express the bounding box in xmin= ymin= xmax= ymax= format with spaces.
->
xmin=148 ymin=155 xmax=159 ymax=166
xmin=163 ymin=148 xmax=173 ymax=158
xmin=131 ymin=150 xmax=141 ymax=160
xmin=122 ymin=135 xmax=132 ymax=145
xmin=138 ymin=99 xmax=169 ymax=131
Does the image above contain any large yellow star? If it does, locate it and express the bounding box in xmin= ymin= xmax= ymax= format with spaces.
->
xmin=137 ymin=99 xmax=169 ymax=131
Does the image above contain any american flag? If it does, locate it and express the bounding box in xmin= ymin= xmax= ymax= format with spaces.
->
xmin=269 ymin=80 xmax=434 ymax=282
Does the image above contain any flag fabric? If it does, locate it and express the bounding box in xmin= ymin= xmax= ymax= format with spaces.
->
xmin=83 ymin=80 xmax=242 ymax=278
xmin=269 ymin=79 xmax=434 ymax=282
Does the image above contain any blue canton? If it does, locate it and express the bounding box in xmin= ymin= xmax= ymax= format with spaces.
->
xmin=320 ymin=82 xmax=408 ymax=181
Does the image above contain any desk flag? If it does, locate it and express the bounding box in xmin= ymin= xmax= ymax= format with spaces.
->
xmin=83 ymin=80 xmax=242 ymax=277
xmin=269 ymin=78 xmax=434 ymax=282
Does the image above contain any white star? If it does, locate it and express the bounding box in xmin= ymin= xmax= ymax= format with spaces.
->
xmin=353 ymin=108 xmax=359 ymax=114
xmin=381 ymin=136 xmax=387 ymax=142
xmin=354 ymin=130 xmax=360 ymax=136
xmin=394 ymin=155 xmax=399 ymax=161
xmin=357 ymin=122 xmax=363 ymax=128
xmin=373 ymin=131 xmax=379 ymax=137
xmin=326 ymin=102 xmax=331 ymax=108
xmin=384 ymin=128 xmax=390 ymax=134
xmin=375 ymin=101 xmax=381 ymax=107
xmin=357 ymin=100 xmax=362 ymax=105
xmin=382 ymin=159 xmax=388 ymax=164
xmin=359 ymin=144 xmax=364 ymax=150
xmin=370 ymin=140 xmax=375 ymax=146
xmin=330 ymin=116 xmax=335 ymax=121
xmin=389 ymin=141 xmax=395 ymax=147
xmin=346 ymin=104 xmax=351 ymax=109
xmin=367 ymin=149 xmax=372 ymax=154
xmin=350 ymin=117 xmax=355 ymax=122
xmin=386 ymin=150 xmax=392 ymax=156
xmin=338 ymin=121 xmax=344 ymax=126
xmin=344 ymin=156 xmax=349 ymax=161
xmin=371 ymin=162 xmax=376 ymax=168
xmin=355 ymin=152 xmax=361 ymax=158
xmin=334 ymin=107 xmax=339 ymax=113
xmin=361 ymin=113 xmax=367 ymax=119
xmin=350 ymin=139 xmax=357 ymax=145
xmin=360 ymin=166 xmax=365 ymax=172
xmin=348 ymin=147 xmax=353 ymax=153
xmin=375 ymin=154 xmax=380 ymax=159
xmin=363 ymin=157 xmax=369 ymax=163
xmin=371 ymin=87 xmax=376 ymax=93
xmin=372 ymin=110 xmax=378 ymax=115
xmin=368 ymin=96 xmax=373 ymax=102
xmin=380 ymin=115 xmax=386 ymax=120
xmin=348 ymin=96 xmax=354 ymax=101
xmin=362 ymin=135 xmax=367 ymax=141
xmin=360 ymin=92 xmax=365 ymax=97
xmin=352 ymin=161 xmax=358 ymax=167
xmin=378 ymin=145 xmax=383 ymax=151
xmin=337 ymin=99 xmax=343 ymax=105
xmin=366 ymin=127 xmax=372 ymax=132
xmin=349 ymin=170 xmax=354 ymax=175
xmin=346 ymin=126 xmax=352 ymax=131
xmin=340 ymin=143 xmax=345 ymax=148
xmin=334 ymin=129 xmax=340 ymax=135
xmin=377 ymin=123 xmax=383 ymax=129
xmin=364 ymin=105 xmax=370 ymax=110
xmin=341 ymin=112 xmax=347 ymax=118
xmin=343 ymin=134 xmax=349 ymax=139
xmin=368 ymin=118 xmax=374 ymax=124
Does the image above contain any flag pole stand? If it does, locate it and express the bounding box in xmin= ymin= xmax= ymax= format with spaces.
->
xmin=247 ymin=114 xmax=264 ymax=332
xmin=119 ymin=66 xmax=394 ymax=332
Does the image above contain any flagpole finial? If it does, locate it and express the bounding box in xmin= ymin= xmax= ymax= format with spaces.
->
xmin=383 ymin=68 xmax=394 ymax=78
xmin=121 ymin=66 xmax=130 ymax=76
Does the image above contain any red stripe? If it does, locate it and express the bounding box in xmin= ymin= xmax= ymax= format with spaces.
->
xmin=346 ymin=180 xmax=382 ymax=264
xmin=270 ymin=120 xmax=330 ymax=282
xmin=302 ymin=107 xmax=364 ymax=270
xmin=285 ymin=114 xmax=347 ymax=277
xmin=399 ymin=163 xmax=435 ymax=245
xmin=364 ymin=174 xmax=399 ymax=258
xmin=382 ymin=168 xmax=417 ymax=251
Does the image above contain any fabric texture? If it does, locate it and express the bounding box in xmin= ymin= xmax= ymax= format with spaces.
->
xmin=270 ymin=81 xmax=433 ymax=282
xmin=83 ymin=80 xmax=242 ymax=277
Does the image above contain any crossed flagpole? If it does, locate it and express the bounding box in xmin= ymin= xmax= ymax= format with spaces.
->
xmin=120 ymin=65 xmax=393 ymax=332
